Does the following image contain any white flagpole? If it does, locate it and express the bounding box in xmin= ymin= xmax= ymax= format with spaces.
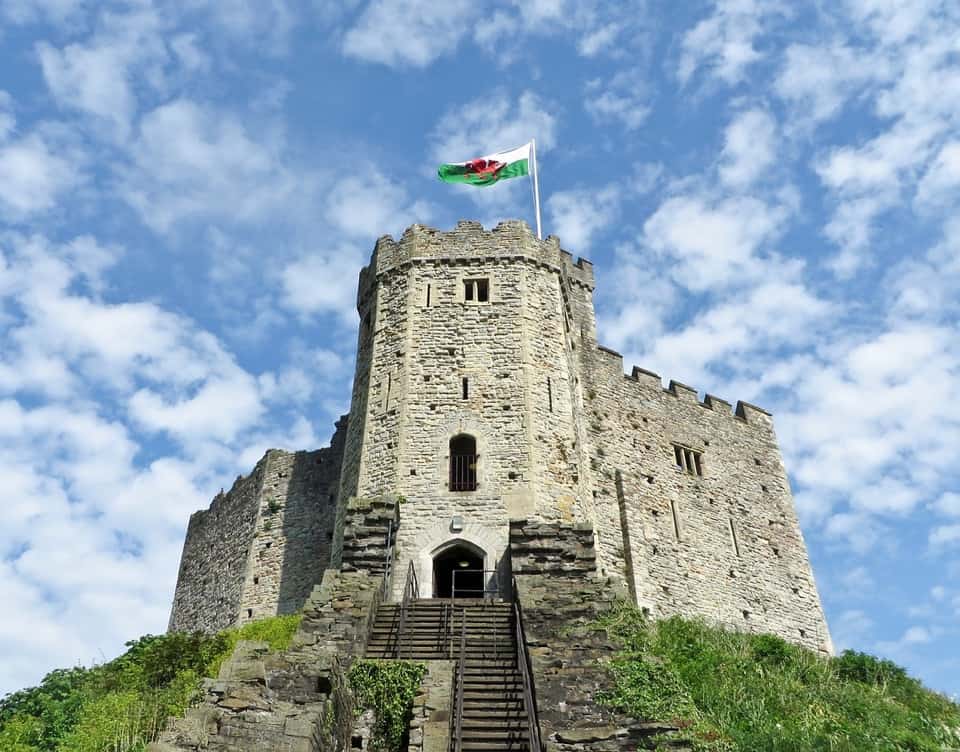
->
xmin=530 ymin=139 xmax=542 ymax=240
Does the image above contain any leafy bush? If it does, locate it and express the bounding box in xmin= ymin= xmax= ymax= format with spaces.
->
xmin=0 ymin=613 xmax=302 ymax=752
xmin=348 ymin=660 xmax=426 ymax=752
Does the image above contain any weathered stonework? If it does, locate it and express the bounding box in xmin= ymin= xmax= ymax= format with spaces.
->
xmin=169 ymin=418 xmax=347 ymax=632
xmin=168 ymin=218 xmax=831 ymax=654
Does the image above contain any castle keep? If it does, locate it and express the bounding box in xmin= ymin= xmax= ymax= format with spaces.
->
xmin=169 ymin=219 xmax=831 ymax=655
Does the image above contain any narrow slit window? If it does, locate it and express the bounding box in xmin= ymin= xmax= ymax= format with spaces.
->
xmin=464 ymin=280 xmax=474 ymax=301
xmin=476 ymin=279 xmax=489 ymax=302
xmin=729 ymin=517 xmax=741 ymax=557
xmin=384 ymin=373 xmax=392 ymax=410
xmin=670 ymin=500 xmax=682 ymax=541
xmin=462 ymin=377 xmax=469 ymax=400
xmin=547 ymin=377 xmax=553 ymax=412
xmin=426 ymin=283 xmax=431 ymax=307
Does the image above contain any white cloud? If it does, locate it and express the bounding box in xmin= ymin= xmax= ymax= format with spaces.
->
xmin=36 ymin=6 xmax=168 ymax=139
xmin=1 ymin=0 xmax=84 ymax=25
xmin=281 ymin=244 xmax=365 ymax=322
xmin=902 ymin=625 xmax=932 ymax=644
xmin=0 ymin=132 xmax=80 ymax=217
xmin=933 ymin=492 xmax=960 ymax=517
xmin=342 ymin=0 xmax=476 ymax=67
xmin=325 ymin=171 xmax=431 ymax=239
xmin=930 ymin=525 xmax=960 ymax=549
xmin=432 ymin=90 xmax=558 ymax=164
xmin=641 ymin=194 xmax=786 ymax=291
xmin=916 ymin=141 xmax=960 ymax=209
xmin=547 ymin=185 xmax=619 ymax=251
xmin=584 ymin=69 xmax=650 ymax=130
xmin=677 ymin=0 xmax=785 ymax=85
xmin=119 ymin=99 xmax=298 ymax=232
xmin=774 ymin=43 xmax=882 ymax=124
xmin=719 ymin=108 xmax=777 ymax=188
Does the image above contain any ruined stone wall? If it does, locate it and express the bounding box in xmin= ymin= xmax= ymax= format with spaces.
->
xmin=238 ymin=417 xmax=348 ymax=624
xmin=169 ymin=420 xmax=347 ymax=632
xmin=580 ymin=345 xmax=832 ymax=653
xmin=168 ymin=461 xmax=266 ymax=633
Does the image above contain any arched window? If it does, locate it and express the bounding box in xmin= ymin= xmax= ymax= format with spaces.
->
xmin=449 ymin=434 xmax=477 ymax=491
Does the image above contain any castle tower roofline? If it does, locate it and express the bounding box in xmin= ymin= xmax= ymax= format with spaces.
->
xmin=358 ymin=220 xmax=595 ymax=303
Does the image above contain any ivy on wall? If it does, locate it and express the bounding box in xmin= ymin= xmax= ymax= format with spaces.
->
xmin=348 ymin=660 xmax=426 ymax=752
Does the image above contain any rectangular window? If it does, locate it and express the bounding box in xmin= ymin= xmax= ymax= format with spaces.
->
xmin=547 ymin=377 xmax=553 ymax=412
xmin=464 ymin=278 xmax=490 ymax=303
xmin=462 ymin=377 xmax=469 ymax=400
xmin=672 ymin=444 xmax=704 ymax=476
xmin=426 ymin=283 xmax=431 ymax=307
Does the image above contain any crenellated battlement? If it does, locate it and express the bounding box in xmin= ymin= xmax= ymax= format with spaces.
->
xmin=591 ymin=344 xmax=772 ymax=427
xmin=356 ymin=220 xmax=595 ymax=307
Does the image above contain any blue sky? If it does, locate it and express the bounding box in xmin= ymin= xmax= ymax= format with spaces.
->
xmin=1 ymin=0 xmax=959 ymax=701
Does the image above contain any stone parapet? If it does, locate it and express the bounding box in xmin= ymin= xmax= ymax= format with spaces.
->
xmin=360 ymin=221 xmax=595 ymax=299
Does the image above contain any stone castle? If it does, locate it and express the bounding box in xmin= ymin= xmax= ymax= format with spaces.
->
xmin=168 ymin=219 xmax=831 ymax=656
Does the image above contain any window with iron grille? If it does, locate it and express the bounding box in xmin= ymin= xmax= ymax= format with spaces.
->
xmin=673 ymin=444 xmax=703 ymax=476
xmin=449 ymin=434 xmax=478 ymax=491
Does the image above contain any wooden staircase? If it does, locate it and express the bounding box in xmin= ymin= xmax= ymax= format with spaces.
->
xmin=365 ymin=599 xmax=532 ymax=752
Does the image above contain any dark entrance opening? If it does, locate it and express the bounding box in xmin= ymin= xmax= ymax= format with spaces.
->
xmin=433 ymin=544 xmax=484 ymax=599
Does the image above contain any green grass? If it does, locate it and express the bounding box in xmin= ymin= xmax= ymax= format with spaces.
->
xmin=595 ymin=605 xmax=960 ymax=752
xmin=0 ymin=613 xmax=302 ymax=752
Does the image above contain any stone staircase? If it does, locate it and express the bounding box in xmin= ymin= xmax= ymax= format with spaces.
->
xmin=366 ymin=600 xmax=532 ymax=752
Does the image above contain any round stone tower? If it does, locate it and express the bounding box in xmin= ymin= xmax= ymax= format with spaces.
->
xmin=335 ymin=220 xmax=598 ymax=599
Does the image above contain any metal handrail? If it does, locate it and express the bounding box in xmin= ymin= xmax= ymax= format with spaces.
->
xmin=397 ymin=561 xmax=419 ymax=658
xmin=452 ymin=614 xmax=467 ymax=752
xmin=449 ymin=568 xmax=500 ymax=604
xmin=512 ymin=577 xmax=544 ymax=752
xmin=378 ymin=520 xmax=395 ymax=602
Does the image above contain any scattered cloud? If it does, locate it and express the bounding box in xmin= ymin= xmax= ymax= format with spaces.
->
xmin=584 ymin=69 xmax=650 ymax=130
xmin=548 ymin=185 xmax=619 ymax=252
xmin=342 ymin=0 xmax=476 ymax=67
xmin=119 ymin=99 xmax=299 ymax=232
xmin=719 ymin=107 xmax=777 ymax=188
xmin=36 ymin=6 xmax=168 ymax=140
xmin=677 ymin=0 xmax=786 ymax=85
xmin=0 ymin=130 xmax=81 ymax=218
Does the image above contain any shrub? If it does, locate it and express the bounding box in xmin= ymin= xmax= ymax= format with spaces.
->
xmin=348 ymin=660 xmax=426 ymax=752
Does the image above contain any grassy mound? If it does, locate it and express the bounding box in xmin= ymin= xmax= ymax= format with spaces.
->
xmin=596 ymin=605 xmax=960 ymax=751
xmin=0 ymin=614 xmax=301 ymax=752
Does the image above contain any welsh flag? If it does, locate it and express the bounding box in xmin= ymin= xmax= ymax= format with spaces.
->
xmin=437 ymin=143 xmax=531 ymax=187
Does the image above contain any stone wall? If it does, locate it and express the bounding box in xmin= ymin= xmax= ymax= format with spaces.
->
xmin=168 ymin=461 xmax=266 ymax=633
xmin=580 ymin=345 xmax=833 ymax=654
xmin=153 ymin=568 xmax=385 ymax=752
xmin=512 ymin=522 xmax=691 ymax=752
xmin=169 ymin=419 xmax=347 ymax=633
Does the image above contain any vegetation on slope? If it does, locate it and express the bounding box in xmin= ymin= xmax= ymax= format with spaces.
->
xmin=0 ymin=615 xmax=301 ymax=752
xmin=595 ymin=605 xmax=960 ymax=752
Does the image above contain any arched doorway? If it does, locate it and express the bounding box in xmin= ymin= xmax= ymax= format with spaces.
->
xmin=433 ymin=542 xmax=484 ymax=599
